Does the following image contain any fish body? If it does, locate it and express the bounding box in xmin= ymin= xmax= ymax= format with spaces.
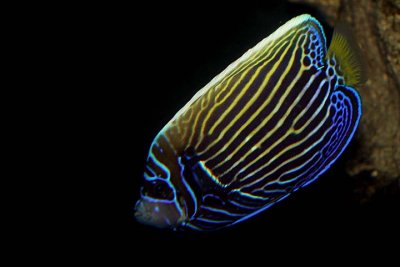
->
xmin=135 ymin=14 xmax=364 ymax=231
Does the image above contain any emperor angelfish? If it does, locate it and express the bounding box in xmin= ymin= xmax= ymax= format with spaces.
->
xmin=135 ymin=14 xmax=364 ymax=231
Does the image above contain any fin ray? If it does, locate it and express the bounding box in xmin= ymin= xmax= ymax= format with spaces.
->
xmin=327 ymin=24 xmax=366 ymax=87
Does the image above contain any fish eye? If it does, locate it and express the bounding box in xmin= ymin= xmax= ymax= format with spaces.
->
xmin=154 ymin=182 xmax=165 ymax=195
xmin=145 ymin=180 xmax=174 ymax=200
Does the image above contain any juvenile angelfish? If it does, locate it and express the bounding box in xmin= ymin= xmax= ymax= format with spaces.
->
xmin=135 ymin=14 xmax=364 ymax=231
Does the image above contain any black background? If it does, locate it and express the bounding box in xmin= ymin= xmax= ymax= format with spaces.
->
xmin=81 ymin=1 xmax=399 ymax=259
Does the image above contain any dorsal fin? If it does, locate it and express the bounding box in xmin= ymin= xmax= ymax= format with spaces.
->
xmin=327 ymin=24 xmax=366 ymax=87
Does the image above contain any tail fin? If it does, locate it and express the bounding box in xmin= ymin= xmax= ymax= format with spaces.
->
xmin=327 ymin=24 xmax=366 ymax=87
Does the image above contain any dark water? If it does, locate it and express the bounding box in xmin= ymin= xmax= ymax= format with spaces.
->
xmin=97 ymin=1 xmax=399 ymax=259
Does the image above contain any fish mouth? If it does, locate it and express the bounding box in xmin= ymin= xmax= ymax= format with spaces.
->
xmin=134 ymin=209 xmax=143 ymax=219
xmin=134 ymin=199 xmax=146 ymax=222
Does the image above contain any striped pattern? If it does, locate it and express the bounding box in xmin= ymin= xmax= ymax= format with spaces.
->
xmin=139 ymin=15 xmax=362 ymax=231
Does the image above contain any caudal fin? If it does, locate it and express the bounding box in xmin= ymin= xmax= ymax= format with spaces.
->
xmin=327 ymin=24 xmax=366 ymax=87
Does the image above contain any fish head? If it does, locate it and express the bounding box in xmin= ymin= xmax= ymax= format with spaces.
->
xmin=135 ymin=177 xmax=187 ymax=229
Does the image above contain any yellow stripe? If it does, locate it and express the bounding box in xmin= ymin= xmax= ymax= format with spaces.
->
xmin=209 ymin=32 xmax=308 ymax=170
xmin=198 ymin=30 xmax=304 ymax=154
xmin=181 ymin=30 xmax=301 ymax=150
xmin=223 ymin=67 xmax=325 ymax=178
xmin=239 ymin=79 xmax=331 ymax=184
xmin=241 ymin=106 xmax=333 ymax=189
